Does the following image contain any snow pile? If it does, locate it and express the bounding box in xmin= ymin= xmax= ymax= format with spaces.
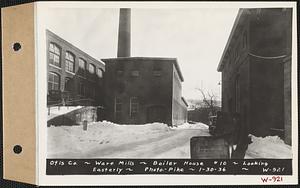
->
xmin=245 ymin=135 xmax=292 ymax=159
xmin=173 ymin=122 xmax=209 ymax=130
xmin=47 ymin=106 xmax=83 ymax=120
xmin=96 ymin=120 xmax=171 ymax=132
xmin=47 ymin=121 xmax=209 ymax=158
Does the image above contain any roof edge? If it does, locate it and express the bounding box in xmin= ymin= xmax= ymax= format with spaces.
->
xmin=46 ymin=29 xmax=105 ymax=66
xmin=101 ymin=56 xmax=177 ymax=61
xmin=101 ymin=56 xmax=184 ymax=82
xmin=217 ymin=9 xmax=244 ymax=72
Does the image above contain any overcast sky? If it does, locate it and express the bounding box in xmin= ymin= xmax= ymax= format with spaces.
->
xmin=41 ymin=7 xmax=239 ymax=100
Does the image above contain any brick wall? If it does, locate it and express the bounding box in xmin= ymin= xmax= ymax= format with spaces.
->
xmin=172 ymin=64 xmax=187 ymax=125
xmin=103 ymin=58 xmax=173 ymax=125
xmin=46 ymin=30 xmax=105 ymax=106
xmin=103 ymin=57 xmax=186 ymax=126
xmin=219 ymin=8 xmax=290 ymax=139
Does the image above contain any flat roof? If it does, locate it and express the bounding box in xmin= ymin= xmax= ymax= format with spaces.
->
xmin=102 ymin=57 xmax=184 ymax=82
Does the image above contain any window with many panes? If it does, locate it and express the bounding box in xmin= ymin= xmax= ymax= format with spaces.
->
xmin=130 ymin=97 xmax=139 ymax=118
xmin=89 ymin=64 xmax=95 ymax=74
xmin=64 ymin=77 xmax=72 ymax=91
xmin=97 ymin=68 xmax=103 ymax=78
xmin=49 ymin=43 xmax=61 ymax=67
xmin=79 ymin=58 xmax=86 ymax=69
xmin=48 ymin=72 xmax=60 ymax=91
xmin=79 ymin=81 xmax=85 ymax=96
xmin=115 ymin=97 xmax=122 ymax=120
xmin=65 ymin=52 xmax=75 ymax=73
xmin=78 ymin=58 xmax=86 ymax=76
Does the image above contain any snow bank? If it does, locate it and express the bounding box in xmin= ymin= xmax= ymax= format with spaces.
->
xmin=97 ymin=121 xmax=171 ymax=131
xmin=173 ymin=122 xmax=209 ymax=130
xmin=47 ymin=106 xmax=83 ymax=120
xmin=245 ymin=135 xmax=292 ymax=159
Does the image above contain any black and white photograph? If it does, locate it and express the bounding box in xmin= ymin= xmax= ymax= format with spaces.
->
xmin=46 ymin=5 xmax=293 ymax=160
xmin=38 ymin=2 xmax=298 ymax=181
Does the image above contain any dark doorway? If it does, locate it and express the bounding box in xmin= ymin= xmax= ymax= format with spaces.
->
xmin=147 ymin=105 xmax=166 ymax=124
xmin=97 ymin=107 xmax=105 ymax=121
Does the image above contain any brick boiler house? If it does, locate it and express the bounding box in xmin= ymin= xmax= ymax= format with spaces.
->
xmin=103 ymin=57 xmax=188 ymax=126
xmin=217 ymin=8 xmax=292 ymax=144
xmin=102 ymin=9 xmax=188 ymax=126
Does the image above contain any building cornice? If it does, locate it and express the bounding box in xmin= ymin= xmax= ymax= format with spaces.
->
xmin=46 ymin=29 xmax=105 ymax=67
xmin=217 ymin=9 xmax=246 ymax=72
xmin=102 ymin=56 xmax=184 ymax=82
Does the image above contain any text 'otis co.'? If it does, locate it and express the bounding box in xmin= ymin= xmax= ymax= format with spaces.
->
xmin=46 ymin=159 xmax=292 ymax=175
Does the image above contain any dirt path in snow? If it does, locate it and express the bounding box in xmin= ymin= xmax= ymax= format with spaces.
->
xmin=85 ymin=128 xmax=210 ymax=158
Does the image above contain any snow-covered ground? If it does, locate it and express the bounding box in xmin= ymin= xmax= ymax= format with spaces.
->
xmin=245 ymin=135 xmax=292 ymax=159
xmin=47 ymin=121 xmax=292 ymax=159
xmin=47 ymin=121 xmax=210 ymax=158
xmin=171 ymin=122 xmax=209 ymax=130
xmin=47 ymin=106 xmax=83 ymax=120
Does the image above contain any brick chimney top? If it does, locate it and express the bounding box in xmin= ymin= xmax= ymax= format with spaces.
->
xmin=117 ymin=8 xmax=131 ymax=57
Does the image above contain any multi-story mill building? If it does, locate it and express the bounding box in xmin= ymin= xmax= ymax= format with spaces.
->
xmin=46 ymin=30 xmax=105 ymax=107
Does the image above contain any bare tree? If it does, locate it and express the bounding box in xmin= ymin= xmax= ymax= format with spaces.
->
xmin=196 ymin=88 xmax=219 ymax=115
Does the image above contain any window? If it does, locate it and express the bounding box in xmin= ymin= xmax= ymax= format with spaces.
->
xmin=92 ymin=88 xmax=96 ymax=98
xmin=64 ymin=77 xmax=72 ymax=91
xmin=49 ymin=43 xmax=61 ymax=67
xmin=153 ymin=70 xmax=162 ymax=76
xmin=235 ymin=47 xmax=239 ymax=62
xmin=64 ymin=78 xmax=70 ymax=91
xmin=243 ymin=31 xmax=247 ymax=49
xmin=65 ymin=52 xmax=75 ymax=73
xmin=153 ymin=63 xmax=162 ymax=76
xmin=97 ymin=68 xmax=103 ymax=78
xmin=235 ymin=50 xmax=238 ymax=61
xmin=228 ymin=98 xmax=233 ymax=113
xmin=79 ymin=81 xmax=85 ymax=96
xmin=86 ymin=86 xmax=96 ymax=98
xmin=89 ymin=64 xmax=95 ymax=74
xmin=131 ymin=70 xmax=139 ymax=77
xmin=130 ymin=97 xmax=139 ymax=117
xmin=79 ymin=58 xmax=86 ymax=69
xmin=235 ymin=75 xmax=240 ymax=113
xmin=78 ymin=58 xmax=86 ymax=77
xmin=86 ymin=87 xmax=91 ymax=97
xmin=116 ymin=63 xmax=124 ymax=76
xmin=115 ymin=97 xmax=122 ymax=120
xmin=48 ymin=72 xmax=60 ymax=91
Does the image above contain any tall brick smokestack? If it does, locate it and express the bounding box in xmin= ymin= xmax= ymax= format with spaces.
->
xmin=117 ymin=8 xmax=131 ymax=57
